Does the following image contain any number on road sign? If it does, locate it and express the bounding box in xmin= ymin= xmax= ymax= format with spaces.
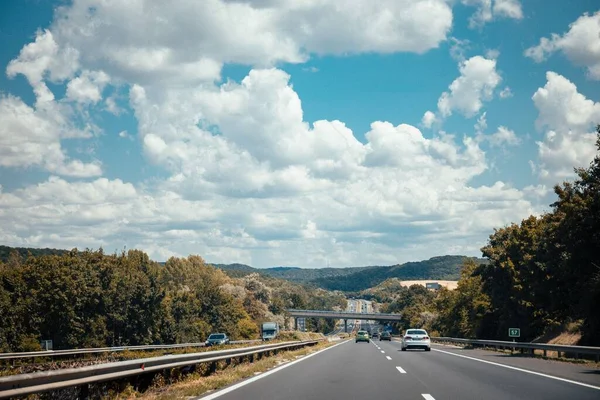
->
xmin=508 ymin=328 xmax=520 ymax=337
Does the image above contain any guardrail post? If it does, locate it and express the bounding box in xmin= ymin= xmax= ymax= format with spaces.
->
xmin=543 ymin=349 xmax=547 ymax=357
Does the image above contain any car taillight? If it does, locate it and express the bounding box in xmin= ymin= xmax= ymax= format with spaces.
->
xmin=405 ymin=336 xmax=412 ymax=340
xmin=423 ymin=336 xmax=429 ymax=340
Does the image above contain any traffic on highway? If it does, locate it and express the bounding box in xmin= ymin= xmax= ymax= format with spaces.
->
xmin=194 ymin=298 xmax=600 ymax=400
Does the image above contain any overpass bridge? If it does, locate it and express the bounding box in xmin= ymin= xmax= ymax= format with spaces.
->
xmin=287 ymin=309 xmax=403 ymax=332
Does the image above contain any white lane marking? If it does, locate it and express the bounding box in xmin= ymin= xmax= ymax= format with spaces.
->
xmin=396 ymin=366 xmax=407 ymax=374
xmin=380 ymin=350 xmax=385 ymax=353
xmin=386 ymin=356 xmax=392 ymax=360
xmin=196 ymin=340 xmax=351 ymax=399
xmin=432 ymin=348 xmax=600 ymax=391
xmin=422 ymin=395 xmax=436 ymax=400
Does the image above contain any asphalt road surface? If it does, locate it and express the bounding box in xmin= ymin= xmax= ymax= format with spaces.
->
xmin=197 ymin=339 xmax=600 ymax=400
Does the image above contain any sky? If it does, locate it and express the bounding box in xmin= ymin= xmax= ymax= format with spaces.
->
xmin=1 ymin=0 xmax=599 ymax=268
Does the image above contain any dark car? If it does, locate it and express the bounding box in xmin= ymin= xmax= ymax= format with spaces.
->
xmin=371 ymin=332 xmax=379 ymax=339
xmin=380 ymin=331 xmax=392 ymax=341
xmin=205 ymin=333 xmax=230 ymax=346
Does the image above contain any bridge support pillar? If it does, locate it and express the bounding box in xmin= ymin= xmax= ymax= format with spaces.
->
xmin=344 ymin=319 xmax=348 ymax=333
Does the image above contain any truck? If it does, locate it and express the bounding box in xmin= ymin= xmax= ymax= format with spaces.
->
xmin=261 ymin=322 xmax=279 ymax=341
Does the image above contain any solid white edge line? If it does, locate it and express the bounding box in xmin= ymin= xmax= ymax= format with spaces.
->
xmin=421 ymin=394 xmax=436 ymax=400
xmin=386 ymin=356 xmax=392 ymax=360
xmin=431 ymin=348 xmax=600 ymax=391
xmin=196 ymin=340 xmax=351 ymax=400
xmin=395 ymin=366 xmax=407 ymax=374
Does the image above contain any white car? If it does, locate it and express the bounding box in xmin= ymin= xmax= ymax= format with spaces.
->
xmin=401 ymin=329 xmax=431 ymax=351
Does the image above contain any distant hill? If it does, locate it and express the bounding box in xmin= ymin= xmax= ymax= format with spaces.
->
xmin=210 ymin=255 xmax=487 ymax=291
xmin=0 ymin=245 xmax=69 ymax=262
xmin=0 ymin=245 xmax=485 ymax=292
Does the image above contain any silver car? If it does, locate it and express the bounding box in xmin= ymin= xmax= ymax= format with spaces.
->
xmin=401 ymin=329 xmax=431 ymax=351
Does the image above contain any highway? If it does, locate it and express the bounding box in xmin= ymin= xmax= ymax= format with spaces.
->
xmin=197 ymin=338 xmax=600 ymax=400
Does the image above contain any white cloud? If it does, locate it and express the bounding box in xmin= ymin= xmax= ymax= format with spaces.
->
xmin=449 ymin=37 xmax=470 ymax=61
xmin=44 ymin=0 xmax=453 ymax=88
xmin=499 ymin=86 xmax=513 ymax=98
xmin=525 ymin=11 xmax=600 ymax=80
xmin=462 ymin=0 xmax=523 ymax=29
xmin=492 ymin=0 xmax=523 ymax=20
xmin=0 ymin=94 xmax=102 ymax=177
xmin=0 ymin=0 xmax=547 ymax=267
xmin=487 ymin=126 xmax=521 ymax=147
xmin=1 ymin=63 xmax=537 ymax=266
xmin=437 ymin=55 xmax=502 ymax=118
xmin=66 ymin=70 xmax=110 ymax=104
xmin=474 ymin=112 xmax=520 ymax=147
xmin=105 ymin=96 xmax=123 ymax=115
xmin=532 ymin=71 xmax=600 ymax=182
xmin=421 ymin=111 xmax=438 ymax=128
xmin=475 ymin=112 xmax=488 ymax=134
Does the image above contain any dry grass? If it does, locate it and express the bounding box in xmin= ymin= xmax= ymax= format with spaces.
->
xmin=115 ymin=340 xmax=337 ymax=399
xmin=398 ymin=280 xmax=459 ymax=290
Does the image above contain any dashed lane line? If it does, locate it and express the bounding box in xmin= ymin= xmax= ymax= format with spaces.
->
xmin=396 ymin=366 xmax=407 ymax=374
xmin=386 ymin=356 xmax=392 ymax=360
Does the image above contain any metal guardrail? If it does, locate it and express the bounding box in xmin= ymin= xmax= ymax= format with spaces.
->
xmin=0 ymin=339 xmax=322 ymax=399
xmin=432 ymin=337 xmax=600 ymax=361
xmin=0 ymin=340 xmax=262 ymax=361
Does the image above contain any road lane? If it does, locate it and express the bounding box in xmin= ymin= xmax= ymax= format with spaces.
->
xmin=196 ymin=333 xmax=599 ymax=400
xmin=197 ymin=339 xmax=424 ymax=400
xmin=376 ymin=339 xmax=600 ymax=399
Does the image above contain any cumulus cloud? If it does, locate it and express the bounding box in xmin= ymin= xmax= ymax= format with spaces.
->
xmin=0 ymin=94 xmax=102 ymax=177
xmin=44 ymin=0 xmax=453 ymax=87
xmin=462 ymin=0 xmax=523 ymax=29
xmin=66 ymin=70 xmax=110 ymax=104
xmin=531 ymin=72 xmax=600 ymax=182
xmin=525 ymin=12 xmax=600 ymax=80
xmin=0 ymin=0 xmax=544 ymax=267
xmin=437 ymin=55 xmax=502 ymax=118
xmin=421 ymin=111 xmax=438 ymax=128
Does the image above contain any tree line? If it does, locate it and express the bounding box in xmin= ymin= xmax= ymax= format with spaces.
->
xmin=0 ymin=250 xmax=346 ymax=352
xmin=385 ymin=126 xmax=600 ymax=345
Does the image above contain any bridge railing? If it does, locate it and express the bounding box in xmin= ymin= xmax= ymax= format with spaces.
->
xmin=432 ymin=337 xmax=600 ymax=362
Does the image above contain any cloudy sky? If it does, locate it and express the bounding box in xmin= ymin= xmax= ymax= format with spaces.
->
xmin=1 ymin=0 xmax=599 ymax=268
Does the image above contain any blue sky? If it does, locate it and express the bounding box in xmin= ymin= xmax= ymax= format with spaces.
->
xmin=1 ymin=0 xmax=599 ymax=267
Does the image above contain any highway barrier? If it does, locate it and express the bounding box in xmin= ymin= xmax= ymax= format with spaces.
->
xmin=432 ymin=337 xmax=600 ymax=362
xmin=0 ymin=340 xmax=262 ymax=362
xmin=0 ymin=339 xmax=322 ymax=399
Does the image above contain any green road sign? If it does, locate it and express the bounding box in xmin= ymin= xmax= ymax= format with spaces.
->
xmin=508 ymin=328 xmax=520 ymax=338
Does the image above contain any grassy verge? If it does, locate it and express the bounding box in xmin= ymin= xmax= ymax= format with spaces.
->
xmin=116 ymin=339 xmax=340 ymax=399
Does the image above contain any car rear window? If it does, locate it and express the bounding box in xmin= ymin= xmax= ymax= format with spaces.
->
xmin=209 ymin=334 xmax=225 ymax=339
xmin=358 ymin=331 xmax=367 ymax=334
xmin=406 ymin=330 xmax=427 ymax=335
